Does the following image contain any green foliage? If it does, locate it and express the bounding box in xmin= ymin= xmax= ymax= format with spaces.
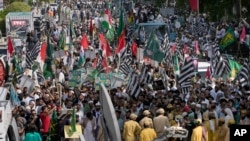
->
xmin=4 ymin=2 xmax=31 ymax=13
xmin=0 ymin=2 xmax=31 ymax=35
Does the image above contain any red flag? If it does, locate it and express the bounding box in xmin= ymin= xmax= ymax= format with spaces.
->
xmin=189 ymin=0 xmax=198 ymax=11
xmin=240 ymin=26 xmax=246 ymax=43
xmin=131 ymin=41 xmax=137 ymax=57
xmin=102 ymin=58 xmax=108 ymax=73
xmin=194 ymin=40 xmax=200 ymax=55
xmin=40 ymin=42 xmax=47 ymax=62
xmin=206 ymin=66 xmax=211 ymax=79
xmin=183 ymin=44 xmax=188 ymax=54
xmin=99 ymin=34 xmax=112 ymax=57
xmin=89 ymin=18 xmax=93 ymax=34
xmin=115 ymin=32 xmax=126 ymax=54
xmin=81 ymin=34 xmax=89 ymax=50
xmin=7 ymin=36 xmax=14 ymax=57
xmin=171 ymin=44 xmax=176 ymax=53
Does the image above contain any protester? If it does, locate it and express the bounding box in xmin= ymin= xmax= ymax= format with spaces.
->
xmin=5 ymin=0 xmax=250 ymax=141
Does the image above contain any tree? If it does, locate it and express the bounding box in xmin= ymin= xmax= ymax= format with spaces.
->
xmin=4 ymin=2 xmax=31 ymax=13
xmin=0 ymin=2 xmax=31 ymax=35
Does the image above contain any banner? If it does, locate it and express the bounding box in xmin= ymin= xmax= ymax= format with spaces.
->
xmin=68 ymin=68 xmax=86 ymax=87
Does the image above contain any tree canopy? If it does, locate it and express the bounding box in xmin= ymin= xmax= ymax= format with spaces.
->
xmin=4 ymin=2 xmax=31 ymax=13
xmin=0 ymin=2 xmax=31 ymax=35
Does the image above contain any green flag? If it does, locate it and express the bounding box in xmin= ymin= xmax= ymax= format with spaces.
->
xmin=228 ymin=59 xmax=242 ymax=79
xmin=70 ymin=108 xmax=76 ymax=132
xmin=143 ymin=32 xmax=164 ymax=62
xmin=48 ymin=110 xmax=58 ymax=141
xmin=173 ymin=54 xmax=180 ymax=75
xmin=117 ymin=9 xmax=124 ymax=37
xmin=59 ymin=30 xmax=66 ymax=50
xmin=70 ymin=20 xmax=76 ymax=39
xmin=220 ymin=28 xmax=236 ymax=50
xmin=44 ymin=33 xmax=54 ymax=79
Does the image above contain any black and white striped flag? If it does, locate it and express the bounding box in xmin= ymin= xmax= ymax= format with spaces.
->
xmin=26 ymin=42 xmax=41 ymax=69
xmin=162 ymin=38 xmax=172 ymax=64
xmin=237 ymin=59 xmax=250 ymax=87
xmin=140 ymin=63 xmax=153 ymax=84
xmin=119 ymin=56 xmax=133 ymax=76
xmin=212 ymin=44 xmax=230 ymax=77
xmin=126 ymin=72 xmax=141 ymax=98
xmin=178 ymin=56 xmax=195 ymax=85
xmin=181 ymin=79 xmax=192 ymax=94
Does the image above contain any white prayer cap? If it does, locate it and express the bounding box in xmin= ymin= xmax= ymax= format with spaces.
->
xmin=95 ymin=101 xmax=101 ymax=106
xmin=81 ymin=93 xmax=87 ymax=97
xmin=196 ymin=104 xmax=201 ymax=108
xmin=211 ymin=100 xmax=217 ymax=103
xmin=88 ymin=100 xmax=93 ymax=104
xmin=191 ymin=102 xmax=196 ymax=105
xmin=17 ymin=89 xmax=22 ymax=94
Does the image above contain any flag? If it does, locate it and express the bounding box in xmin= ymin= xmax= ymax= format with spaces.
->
xmin=140 ymin=64 xmax=153 ymax=84
xmin=117 ymin=9 xmax=124 ymax=37
xmin=44 ymin=33 xmax=54 ymax=79
xmin=194 ymin=40 xmax=200 ymax=55
xmin=237 ymin=59 xmax=250 ymax=87
xmin=131 ymin=41 xmax=137 ymax=57
xmin=89 ymin=18 xmax=93 ymax=34
xmin=26 ymin=42 xmax=41 ymax=69
xmin=48 ymin=110 xmax=58 ymax=141
xmin=189 ymin=0 xmax=198 ymax=11
xmin=212 ymin=44 xmax=230 ymax=77
xmin=70 ymin=20 xmax=76 ymax=39
xmin=70 ymin=108 xmax=76 ymax=132
xmin=220 ymin=28 xmax=236 ymax=50
xmin=10 ymin=84 xmax=21 ymax=106
xmin=115 ymin=31 xmax=126 ymax=54
xmin=144 ymin=32 xmax=164 ymax=62
xmin=99 ymin=34 xmax=112 ymax=57
xmin=81 ymin=34 xmax=89 ymax=50
xmin=119 ymin=57 xmax=133 ymax=76
xmin=173 ymin=54 xmax=180 ymax=75
xmin=178 ymin=56 xmax=195 ymax=85
xmin=228 ymin=59 xmax=242 ymax=80
xmin=240 ymin=26 xmax=246 ymax=43
xmin=78 ymin=45 xmax=85 ymax=67
xmin=7 ymin=36 xmax=14 ymax=65
xmin=59 ymin=30 xmax=66 ymax=50
xmin=206 ymin=66 xmax=211 ymax=79
xmin=37 ymin=42 xmax=47 ymax=71
xmin=101 ymin=9 xmax=115 ymax=41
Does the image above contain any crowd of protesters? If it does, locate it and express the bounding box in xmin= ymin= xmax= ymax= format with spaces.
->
xmin=7 ymin=0 xmax=250 ymax=141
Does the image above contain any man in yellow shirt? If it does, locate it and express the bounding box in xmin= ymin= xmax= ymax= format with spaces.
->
xmin=140 ymin=119 xmax=157 ymax=141
xmin=123 ymin=113 xmax=141 ymax=141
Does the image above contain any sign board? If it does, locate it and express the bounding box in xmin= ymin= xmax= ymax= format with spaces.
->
xmin=64 ymin=125 xmax=82 ymax=138
xmin=68 ymin=69 xmax=86 ymax=87
xmin=0 ymin=101 xmax=12 ymax=139
xmin=160 ymin=8 xmax=175 ymax=17
xmin=99 ymin=84 xmax=121 ymax=141
xmin=95 ymin=73 xmax=124 ymax=90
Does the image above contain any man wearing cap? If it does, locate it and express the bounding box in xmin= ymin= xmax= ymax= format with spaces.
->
xmin=123 ymin=113 xmax=141 ymax=141
xmin=191 ymin=119 xmax=208 ymax=141
xmin=153 ymin=108 xmax=170 ymax=137
xmin=139 ymin=110 xmax=153 ymax=129
xmin=216 ymin=118 xmax=229 ymax=141
xmin=140 ymin=119 xmax=157 ymax=141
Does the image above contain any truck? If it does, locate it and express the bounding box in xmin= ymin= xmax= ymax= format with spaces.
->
xmin=5 ymin=12 xmax=34 ymax=39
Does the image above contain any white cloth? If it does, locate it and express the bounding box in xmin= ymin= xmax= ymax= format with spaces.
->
xmin=84 ymin=119 xmax=96 ymax=141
